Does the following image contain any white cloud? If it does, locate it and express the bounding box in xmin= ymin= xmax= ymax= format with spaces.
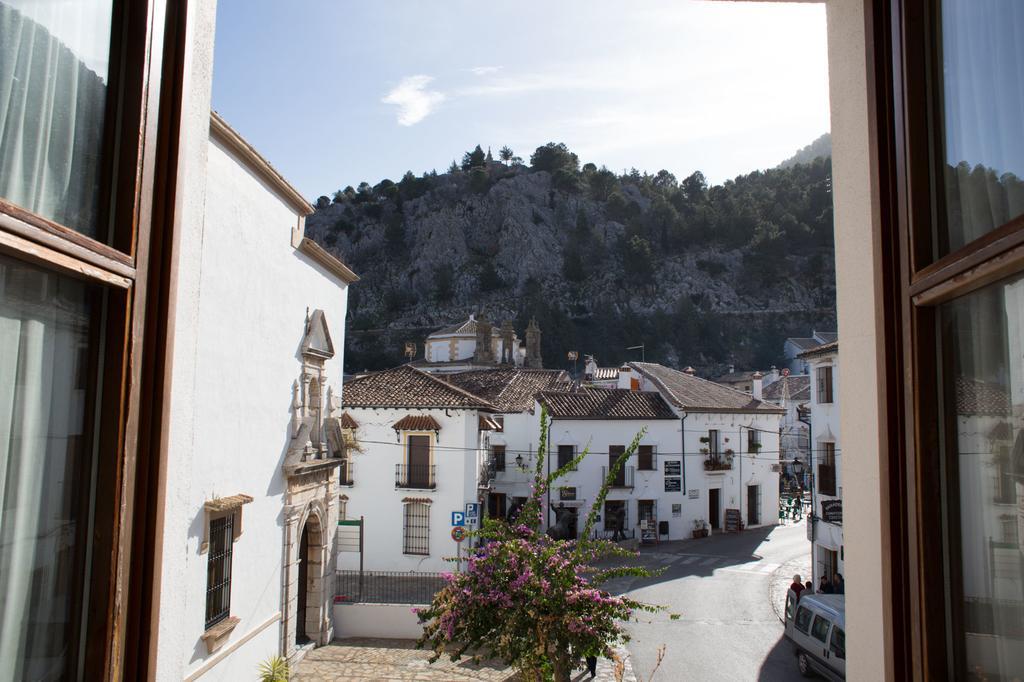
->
xmin=469 ymin=66 xmax=502 ymax=76
xmin=381 ymin=75 xmax=445 ymax=126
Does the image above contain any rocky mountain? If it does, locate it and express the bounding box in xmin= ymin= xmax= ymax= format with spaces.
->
xmin=305 ymin=143 xmax=836 ymax=375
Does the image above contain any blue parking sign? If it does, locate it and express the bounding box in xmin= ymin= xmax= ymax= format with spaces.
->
xmin=451 ymin=511 xmax=465 ymax=526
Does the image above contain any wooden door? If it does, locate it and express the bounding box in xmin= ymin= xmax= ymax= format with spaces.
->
xmin=407 ymin=435 xmax=430 ymax=487
xmin=296 ymin=523 xmax=309 ymax=643
xmin=709 ymin=489 xmax=720 ymax=529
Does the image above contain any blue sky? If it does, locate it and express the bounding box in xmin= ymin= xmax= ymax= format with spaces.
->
xmin=212 ymin=1 xmax=830 ymax=200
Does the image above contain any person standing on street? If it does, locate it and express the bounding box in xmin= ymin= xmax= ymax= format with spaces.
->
xmin=804 ymin=580 xmax=813 ymax=594
xmin=833 ymin=573 xmax=845 ymax=595
xmin=789 ymin=574 xmax=805 ymax=600
xmin=819 ymin=574 xmax=834 ymax=594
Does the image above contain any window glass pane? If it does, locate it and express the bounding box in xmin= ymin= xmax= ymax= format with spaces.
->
xmin=938 ymin=1 xmax=1024 ymax=254
xmin=941 ymin=272 xmax=1024 ymax=677
xmin=0 ymin=253 xmax=102 ymax=679
xmin=0 ymin=0 xmax=114 ymax=240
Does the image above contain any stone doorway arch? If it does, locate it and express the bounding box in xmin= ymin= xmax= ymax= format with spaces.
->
xmin=296 ymin=512 xmax=323 ymax=645
xmin=283 ymin=501 xmax=333 ymax=661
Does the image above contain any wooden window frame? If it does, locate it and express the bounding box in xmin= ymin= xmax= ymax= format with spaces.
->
xmin=817 ymin=366 xmax=834 ymax=404
xmin=0 ymin=0 xmax=188 ymax=677
xmin=557 ymin=444 xmax=577 ymax=471
xmin=637 ymin=445 xmax=656 ymax=471
xmin=868 ymin=0 xmax=1024 ymax=678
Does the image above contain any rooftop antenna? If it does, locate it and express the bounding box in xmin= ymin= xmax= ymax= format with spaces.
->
xmin=627 ymin=344 xmax=645 ymax=362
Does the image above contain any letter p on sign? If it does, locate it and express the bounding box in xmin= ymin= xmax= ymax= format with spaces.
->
xmin=451 ymin=511 xmax=465 ymax=526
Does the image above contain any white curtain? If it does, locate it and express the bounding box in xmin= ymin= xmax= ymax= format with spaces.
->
xmin=0 ymin=257 xmax=92 ymax=679
xmin=0 ymin=1 xmax=110 ymax=238
xmin=941 ymin=0 xmax=1024 ymax=249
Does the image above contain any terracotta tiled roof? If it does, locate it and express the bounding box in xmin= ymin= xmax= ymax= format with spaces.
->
xmin=763 ymin=375 xmax=811 ymax=402
xmin=393 ymin=414 xmax=442 ymax=431
xmin=340 ymin=412 xmax=359 ymax=429
xmin=956 ymin=377 xmax=1010 ymax=416
xmin=538 ymin=388 xmax=677 ymax=420
xmin=427 ymin=316 xmax=501 ymax=338
xmin=203 ymin=494 xmax=253 ymax=512
xmin=446 ymin=369 xmax=571 ymax=413
xmin=797 ymin=340 xmax=839 ymax=360
xmin=342 ymin=365 xmax=496 ymax=410
xmin=629 ymin=362 xmax=785 ymax=414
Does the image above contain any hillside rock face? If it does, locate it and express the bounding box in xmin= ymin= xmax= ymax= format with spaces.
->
xmin=306 ymin=154 xmax=836 ymax=375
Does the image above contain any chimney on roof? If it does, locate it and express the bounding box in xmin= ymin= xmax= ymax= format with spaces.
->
xmin=525 ymin=318 xmax=542 ymax=368
xmin=684 ymin=366 xmax=696 ymax=375
xmin=728 ymin=363 xmax=735 ymax=375
xmin=769 ymin=365 xmax=780 ymax=385
xmin=474 ymin=313 xmax=494 ymax=364
xmin=752 ymin=371 xmax=764 ymax=401
xmin=500 ymin=320 xmax=515 ymax=364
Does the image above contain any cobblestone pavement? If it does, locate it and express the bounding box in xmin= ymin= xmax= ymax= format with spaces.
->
xmin=292 ymin=638 xmax=636 ymax=681
xmin=768 ymin=521 xmax=812 ymax=624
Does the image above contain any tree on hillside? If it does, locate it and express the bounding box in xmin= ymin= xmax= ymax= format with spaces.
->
xmin=588 ymin=167 xmax=618 ymax=201
xmin=499 ymin=146 xmax=514 ymax=164
xmin=315 ymin=195 xmax=330 ymax=210
xmin=530 ymin=142 xmax=579 ymax=174
xmin=462 ymin=145 xmax=487 ymax=171
xmin=622 ymin=235 xmax=654 ymax=284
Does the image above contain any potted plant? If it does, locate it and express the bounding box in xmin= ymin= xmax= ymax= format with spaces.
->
xmin=692 ymin=519 xmax=709 ymax=538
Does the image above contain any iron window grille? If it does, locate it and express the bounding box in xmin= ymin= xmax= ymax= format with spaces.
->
xmin=403 ymin=502 xmax=430 ymax=555
xmin=492 ymin=445 xmax=506 ymax=472
xmin=205 ymin=514 xmax=234 ymax=630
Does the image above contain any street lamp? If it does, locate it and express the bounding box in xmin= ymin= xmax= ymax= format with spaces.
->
xmin=515 ymin=453 xmax=524 ymax=470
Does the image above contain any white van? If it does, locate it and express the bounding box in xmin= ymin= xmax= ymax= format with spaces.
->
xmin=783 ymin=590 xmax=846 ymax=680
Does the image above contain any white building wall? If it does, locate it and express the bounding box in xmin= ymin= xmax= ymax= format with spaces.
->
xmin=807 ymin=352 xmax=843 ymax=585
xmin=339 ymin=407 xmax=482 ymax=573
xmin=541 ymin=418 xmax=691 ymax=540
xmin=487 ymin=409 xmax=545 ymax=501
xmin=155 ymin=134 xmax=349 ymax=681
xmin=682 ymin=411 xmax=782 ymax=532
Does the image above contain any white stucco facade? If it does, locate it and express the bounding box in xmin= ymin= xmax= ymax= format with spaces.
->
xmin=540 ymin=415 xmax=690 ymax=541
xmin=153 ymin=119 xmax=352 ymax=681
xmin=804 ymin=348 xmax=843 ymax=587
xmin=338 ymin=406 xmax=488 ymax=573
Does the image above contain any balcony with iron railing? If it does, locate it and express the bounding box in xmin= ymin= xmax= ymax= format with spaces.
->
xmin=704 ymin=455 xmax=732 ymax=473
xmin=601 ymin=465 xmax=634 ymax=489
xmin=487 ymin=452 xmax=536 ymax=483
xmin=818 ymin=464 xmax=837 ymax=496
xmin=395 ymin=463 xmax=436 ymax=490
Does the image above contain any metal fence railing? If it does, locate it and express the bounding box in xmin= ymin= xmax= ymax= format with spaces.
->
xmin=335 ymin=570 xmax=447 ymax=604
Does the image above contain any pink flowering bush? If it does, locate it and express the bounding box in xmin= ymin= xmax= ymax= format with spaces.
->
xmin=416 ymin=409 xmax=661 ymax=681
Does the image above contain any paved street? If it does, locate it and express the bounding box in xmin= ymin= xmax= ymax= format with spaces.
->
xmin=602 ymin=522 xmax=811 ymax=681
xmin=294 ymin=522 xmax=810 ymax=681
